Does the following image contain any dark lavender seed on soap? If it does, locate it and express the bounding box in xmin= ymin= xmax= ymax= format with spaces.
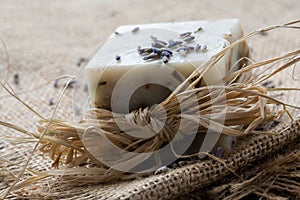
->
xmin=167 ymin=39 xmax=175 ymax=46
xmin=151 ymin=39 xmax=167 ymax=48
xmin=115 ymin=55 xmax=121 ymax=61
xmin=150 ymin=35 xmax=158 ymax=40
xmin=132 ymin=27 xmax=139 ymax=33
xmin=180 ymin=32 xmax=192 ymax=37
xmin=195 ymin=44 xmax=201 ymax=51
xmin=167 ymin=44 xmax=175 ymax=48
xmin=168 ymin=39 xmax=175 ymax=44
xmin=176 ymin=46 xmax=192 ymax=52
xmin=152 ymin=47 xmax=162 ymax=54
xmin=162 ymin=56 xmax=169 ymax=64
xmin=143 ymin=53 xmax=159 ymax=60
xmin=152 ymin=42 xmax=165 ymax=48
xmin=167 ymin=40 xmax=182 ymax=48
xmin=138 ymin=47 xmax=153 ymax=55
xmin=153 ymin=39 xmax=167 ymax=45
xmin=194 ymin=27 xmax=203 ymax=33
xmin=160 ymin=48 xmax=173 ymax=55
xmin=176 ymin=47 xmax=185 ymax=52
xmin=167 ymin=43 xmax=176 ymax=48
xmin=185 ymin=46 xmax=194 ymax=51
xmin=176 ymin=47 xmax=189 ymax=56
xmin=183 ymin=36 xmax=195 ymax=42
xmin=162 ymin=51 xmax=171 ymax=58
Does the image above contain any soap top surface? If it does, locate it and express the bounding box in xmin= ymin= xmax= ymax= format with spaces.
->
xmin=86 ymin=19 xmax=242 ymax=69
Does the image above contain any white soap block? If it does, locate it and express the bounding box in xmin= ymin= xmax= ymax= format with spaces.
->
xmin=85 ymin=19 xmax=246 ymax=154
xmin=86 ymin=19 xmax=244 ymax=113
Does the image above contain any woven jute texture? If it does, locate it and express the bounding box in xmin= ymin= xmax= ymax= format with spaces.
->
xmin=0 ymin=0 xmax=299 ymax=199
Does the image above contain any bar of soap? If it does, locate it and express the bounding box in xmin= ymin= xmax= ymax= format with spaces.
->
xmin=85 ymin=19 xmax=246 ymax=154
xmin=86 ymin=19 xmax=244 ymax=114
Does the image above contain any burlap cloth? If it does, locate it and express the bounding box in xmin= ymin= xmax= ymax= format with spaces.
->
xmin=0 ymin=0 xmax=299 ymax=199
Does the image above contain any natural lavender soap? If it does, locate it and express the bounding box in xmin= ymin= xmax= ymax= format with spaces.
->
xmin=86 ymin=19 xmax=244 ymax=113
xmin=85 ymin=19 xmax=246 ymax=153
